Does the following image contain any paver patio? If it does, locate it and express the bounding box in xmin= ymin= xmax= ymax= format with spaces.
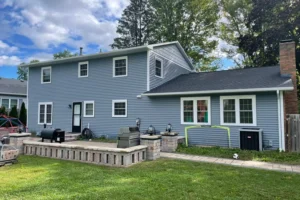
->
xmin=161 ymin=152 xmax=300 ymax=173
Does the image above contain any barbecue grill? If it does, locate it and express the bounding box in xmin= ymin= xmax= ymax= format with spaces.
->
xmin=0 ymin=129 xmax=18 ymax=166
xmin=117 ymin=127 xmax=140 ymax=148
xmin=41 ymin=129 xmax=65 ymax=143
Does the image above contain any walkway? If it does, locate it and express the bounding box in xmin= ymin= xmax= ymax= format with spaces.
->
xmin=160 ymin=152 xmax=300 ymax=173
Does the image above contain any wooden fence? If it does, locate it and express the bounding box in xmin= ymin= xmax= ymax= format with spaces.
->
xmin=286 ymin=114 xmax=300 ymax=152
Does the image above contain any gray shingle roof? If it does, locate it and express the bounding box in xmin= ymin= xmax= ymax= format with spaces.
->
xmin=145 ymin=66 xmax=293 ymax=95
xmin=0 ymin=78 xmax=27 ymax=96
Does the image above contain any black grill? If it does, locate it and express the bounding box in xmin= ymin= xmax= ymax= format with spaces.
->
xmin=117 ymin=127 xmax=140 ymax=148
xmin=41 ymin=129 xmax=65 ymax=143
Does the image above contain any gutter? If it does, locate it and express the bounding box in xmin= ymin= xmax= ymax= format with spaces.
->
xmin=277 ymin=90 xmax=282 ymax=151
xmin=277 ymin=90 xmax=285 ymax=151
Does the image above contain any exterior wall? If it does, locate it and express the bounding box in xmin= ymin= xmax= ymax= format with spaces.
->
xmin=0 ymin=94 xmax=27 ymax=110
xmin=149 ymin=44 xmax=191 ymax=90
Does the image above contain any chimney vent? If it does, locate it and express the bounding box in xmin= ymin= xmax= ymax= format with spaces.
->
xmin=279 ymin=40 xmax=298 ymax=114
xmin=80 ymin=47 xmax=83 ymax=55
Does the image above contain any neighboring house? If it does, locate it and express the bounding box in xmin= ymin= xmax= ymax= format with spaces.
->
xmin=23 ymin=40 xmax=297 ymax=151
xmin=0 ymin=78 xmax=27 ymax=112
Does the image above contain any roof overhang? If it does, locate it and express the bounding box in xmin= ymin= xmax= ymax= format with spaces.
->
xmin=143 ymin=87 xmax=294 ymax=96
xmin=20 ymin=45 xmax=152 ymax=68
xmin=0 ymin=92 xmax=27 ymax=96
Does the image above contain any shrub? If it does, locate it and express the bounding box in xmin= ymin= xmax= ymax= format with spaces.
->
xmin=0 ymin=106 xmax=7 ymax=115
xmin=9 ymin=106 xmax=18 ymax=118
xmin=19 ymin=102 xmax=27 ymax=125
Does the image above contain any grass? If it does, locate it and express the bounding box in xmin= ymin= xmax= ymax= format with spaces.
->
xmin=177 ymin=145 xmax=300 ymax=165
xmin=1 ymin=156 xmax=300 ymax=200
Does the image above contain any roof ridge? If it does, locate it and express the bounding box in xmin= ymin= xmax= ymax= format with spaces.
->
xmin=196 ymin=65 xmax=280 ymax=74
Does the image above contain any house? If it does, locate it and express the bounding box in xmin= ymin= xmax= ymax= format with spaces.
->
xmin=0 ymin=78 xmax=27 ymax=112
xmin=23 ymin=40 xmax=297 ymax=151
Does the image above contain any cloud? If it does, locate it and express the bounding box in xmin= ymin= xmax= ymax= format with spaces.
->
xmin=0 ymin=55 xmax=22 ymax=66
xmin=3 ymin=0 xmax=130 ymax=50
xmin=24 ymin=52 xmax=53 ymax=63
xmin=0 ymin=40 xmax=18 ymax=54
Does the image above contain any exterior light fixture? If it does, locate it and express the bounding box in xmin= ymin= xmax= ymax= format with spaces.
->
xmin=148 ymin=125 xmax=155 ymax=136
xmin=166 ymin=123 xmax=172 ymax=133
xmin=136 ymin=118 xmax=141 ymax=130
xmin=68 ymin=104 xmax=72 ymax=109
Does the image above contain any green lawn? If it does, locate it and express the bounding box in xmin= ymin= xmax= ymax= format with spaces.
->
xmin=1 ymin=156 xmax=300 ymax=200
xmin=177 ymin=145 xmax=300 ymax=165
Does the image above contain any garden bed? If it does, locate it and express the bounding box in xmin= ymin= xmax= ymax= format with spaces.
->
xmin=176 ymin=145 xmax=300 ymax=165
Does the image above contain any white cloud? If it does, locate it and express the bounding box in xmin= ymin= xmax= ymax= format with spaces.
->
xmin=0 ymin=40 xmax=18 ymax=54
xmin=3 ymin=0 xmax=130 ymax=50
xmin=24 ymin=52 xmax=53 ymax=63
xmin=0 ymin=55 xmax=22 ymax=66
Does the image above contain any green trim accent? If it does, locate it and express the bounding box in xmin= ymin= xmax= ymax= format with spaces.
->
xmin=184 ymin=125 xmax=231 ymax=148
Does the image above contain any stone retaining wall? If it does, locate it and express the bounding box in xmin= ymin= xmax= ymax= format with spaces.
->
xmin=9 ymin=133 xmax=31 ymax=154
xmin=23 ymin=141 xmax=147 ymax=167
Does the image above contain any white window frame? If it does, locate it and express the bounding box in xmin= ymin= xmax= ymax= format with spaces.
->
xmin=180 ymin=97 xmax=211 ymax=125
xmin=78 ymin=61 xmax=89 ymax=78
xmin=220 ymin=95 xmax=257 ymax=126
xmin=41 ymin=66 xmax=52 ymax=84
xmin=10 ymin=99 xmax=19 ymax=109
xmin=113 ymin=56 xmax=128 ymax=77
xmin=38 ymin=102 xmax=53 ymax=125
xmin=1 ymin=98 xmax=10 ymax=109
xmin=112 ymin=99 xmax=127 ymax=117
xmin=83 ymin=101 xmax=95 ymax=117
xmin=155 ymin=57 xmax=163 ymax=78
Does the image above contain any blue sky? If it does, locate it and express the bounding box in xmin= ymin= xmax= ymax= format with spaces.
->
xmin=0 ymin=0 xmax=236 ymax=79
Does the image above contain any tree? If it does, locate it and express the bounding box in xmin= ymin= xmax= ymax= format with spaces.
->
xmin=19 ymin=102 xmax=27 ymax=126
xmin=9 ymin=106 xmax=18 ymax=118
xmin=111 ymin=0 xmax=156 ymax=49
xmin=151 ymin=0 xmax=219 ymax=65
xmin=17 ymin=60 xmax=39 ymax=81
xmin=0 ymin=106 xmax=7 ymax=115
xmin=53 ymin=50 xmax=78 ymax=59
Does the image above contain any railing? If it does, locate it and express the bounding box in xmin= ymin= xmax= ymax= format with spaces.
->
xmin=23 ymin=141 xmax=147 ymax=167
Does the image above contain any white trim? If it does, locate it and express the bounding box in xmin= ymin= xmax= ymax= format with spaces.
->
xmin=112 ymin=99 xmax=127 ymax=117
xmin=38 ymin=102 xmax=53 ymax=125
xmin=151 ymin=51 xmax=193 ymax=72
xmin=280 ymin=91 xmax=285 ymax=151
xmin=146 ymin=50 xmax=150 ymax=91
xmin=78 ymin=61 xmax=89 ymax=78
xmin=41 ymin=66 xmax=51 ymax=84
xmin=155 ymin=56 xmax=164 ymax=78
xmin=220 ymin=95 xmax=257 ymax=126
xmin=277 ymin=90 xmax=282 ymax=151
xmin=180 ymin=97 xmax=211 ymax=125
xmin=113 ymin=56 xmax=128 ymax=77
xmin=278 ymin=90 xmax=285 ymax=151
xmin=143 ymin=87 xmax=294 ymax=96
xmin=83 ymin=101 xmax=95 ymax=117
xmin=27 ymin=68 xmax=29 ymax=124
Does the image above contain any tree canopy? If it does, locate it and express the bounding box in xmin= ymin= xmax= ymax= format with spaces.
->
xmin=53 ymin=50 xmax=78 ymax=59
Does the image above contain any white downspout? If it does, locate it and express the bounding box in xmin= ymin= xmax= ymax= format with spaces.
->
xmin=277 ymin=90 xmax=282 ymax=151
xmin=280 ymin=91 xmax=285 ymax=151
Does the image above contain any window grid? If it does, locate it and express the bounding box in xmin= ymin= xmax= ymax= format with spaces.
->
xmin=155 ymin=59 xmax=162 ymax=77
xmin=1 ymin=99 xmax=9 ymax=109
xmin=223 ymin=99 xmax=236 ymax=123
xmin=181 ymin=97 xmax=210 ymax=125
xmin=84 ymin=101 xmax=94 ymax=117
xmin=10 ymin=99 xmax=18 ymax=109
xmin=240 ymin=99 xmax=253 ymax=124
xmin=42 ymin=67 xmax=51 ymax=83
xmin=39 ymin=103 xmax=52 ymax=125
xmin=197 ymin=100 xmax=208 ymax=123
xmin=114 ymin=59 xmax=127 ymax=76
xmin=183 ymin=101 xmax=193 ymax=123
xmin=80 ymin=64 xmax=88 ymax=77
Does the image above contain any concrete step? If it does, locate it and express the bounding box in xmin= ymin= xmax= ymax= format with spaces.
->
xmin=65 ymin=133 xmax=81 ymax=141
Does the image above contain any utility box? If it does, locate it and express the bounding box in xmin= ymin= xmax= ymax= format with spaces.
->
xmin=239 ymin=128 xmax=263 ymax=151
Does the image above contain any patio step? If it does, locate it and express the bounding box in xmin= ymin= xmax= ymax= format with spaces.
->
xmin=65 ymin=133 xmax=81 ymax=141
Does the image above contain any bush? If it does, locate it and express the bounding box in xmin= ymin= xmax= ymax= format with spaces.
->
xmin=0 ymin=106 xmax=7 ymax=115
xmin=9 ymin=106 xmax=18 ymax=118
xmin=19 ymin=102 xmax=27 ymax=125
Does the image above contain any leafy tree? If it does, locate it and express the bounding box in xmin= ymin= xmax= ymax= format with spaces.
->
xmin=9 ymin=106 xmax=18 ymax=118
xmin=0 ymin=106 xmax=7 ymax=115
xmin=53 ymin=50 xmax=78 ymax=59
xmin=111 ymin=0 xmax=156 ymax=49
xmin=151 ymin=0 xmax=219 ymax=64
xmin=17 ymin=60 xmax=39 ymax=81
xmin=19 ymin=102 xmax=27 ymax=126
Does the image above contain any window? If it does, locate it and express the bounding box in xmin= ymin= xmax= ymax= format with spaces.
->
xmin=38 ymin=102 xmax=52 ymax=125
xmin=1 ymin=99 xmax=9 ymax=109
xmin=41 ymin=66 xmax=51 ymax=83
xmin=78 ymin=61 xmax=89 ymax=77
xmin=181 ymin=97 xmax=211 ymax=125
xmin=220 ymin=95 xmax=256 ymax=126
xmin=113 ymin=56 xmax=127 ymax=77
xmin=155 ymin=58 xmax=163 ymax=78
xmin=10 ymin=99 xmax=18 ymax=109
xmin=84 ymin=101 xmax=94 ymax=117
xmin=112 ymin=100 xmax=127 ymax=117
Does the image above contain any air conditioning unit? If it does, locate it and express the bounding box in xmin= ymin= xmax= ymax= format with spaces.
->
xmin=239 ymin=128 xmax=263 ymax=151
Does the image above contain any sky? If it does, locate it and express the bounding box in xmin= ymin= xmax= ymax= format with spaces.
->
xmin=0 ymin=0 xmax=235 ymax=79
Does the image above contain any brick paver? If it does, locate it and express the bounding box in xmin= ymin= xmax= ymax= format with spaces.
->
xmin=161 ymin=152 xmax=300 ymax=173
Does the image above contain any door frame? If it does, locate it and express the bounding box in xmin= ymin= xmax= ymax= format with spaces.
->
xmin=72 ymin=102 xmax=82 ymax=133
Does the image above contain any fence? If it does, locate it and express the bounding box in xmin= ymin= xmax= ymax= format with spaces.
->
xmin=286 ymin=114 xmax=300 ymax=152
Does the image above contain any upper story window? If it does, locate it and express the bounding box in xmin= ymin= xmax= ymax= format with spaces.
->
xmin=155 ymin=58 xmax=163 ymax=78
xmin=112 ymin=100 xmax=127 ymax=117
xmin=41 ymin=66 xmax=51 ymax=84
xmin=113 ymin=56 xmax=127 ymax=77
xmin=181 ymin=97 xmax=211 ymax=125
xmin=220 ymin=95 xmax=257 ymax=126
xmin=83 ymin=101 xmax=94 ymax=117
xmin=78 ymin=61 xmax=89 ymax=78
xmin=38 ymin=102 xmax=53 ymax=125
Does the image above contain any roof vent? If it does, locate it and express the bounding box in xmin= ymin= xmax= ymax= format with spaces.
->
xmin=80 ymin=47 xmax=83 ymax=55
